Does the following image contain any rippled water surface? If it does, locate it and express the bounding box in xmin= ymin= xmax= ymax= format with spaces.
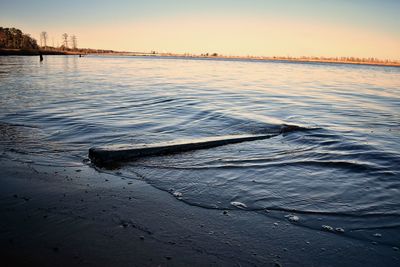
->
xmin=1 ymin=55 xmax=399 ymax=245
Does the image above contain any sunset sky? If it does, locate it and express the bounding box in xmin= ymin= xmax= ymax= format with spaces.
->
xmin=1 ymin=0 xmax=399 ymax=59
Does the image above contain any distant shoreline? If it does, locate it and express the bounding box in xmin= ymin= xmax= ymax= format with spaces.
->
xmin=0 ymin=48 xmax=81 ymax=56
xmin=1 ymin=48 xmax=399 ymax=67
xmin=103 ymin=52 xmax=400 ymax=68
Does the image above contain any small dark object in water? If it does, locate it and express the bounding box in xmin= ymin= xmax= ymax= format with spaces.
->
xmin=89 ymin=134 xmax=275 ymax=168
xmin=79 ymin=54 xmax=82 ymax=57
xmin=39 ymin=53 xmax=43 ymax=62
xmin=88 ymin=124 xmax=309 ymax=168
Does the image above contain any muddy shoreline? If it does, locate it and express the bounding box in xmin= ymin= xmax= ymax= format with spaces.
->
xmin=0 ymin=156 xmax=399 ymax=266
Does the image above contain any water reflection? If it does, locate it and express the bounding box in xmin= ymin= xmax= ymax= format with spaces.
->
xmin=0 ymin=55 xmax=399 ymax=245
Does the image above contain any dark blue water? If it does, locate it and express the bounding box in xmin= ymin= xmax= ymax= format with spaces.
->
xmin=1 ymin=55 xmax=399 ymax=246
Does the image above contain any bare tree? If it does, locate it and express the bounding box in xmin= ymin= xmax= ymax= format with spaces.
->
xmin=70 ymin=35 xmax=77 ymax=50
xmin=62 ymin=33 xmax=68 ymax=49
xmin=40 ymin=31 xmax=48 ymax=47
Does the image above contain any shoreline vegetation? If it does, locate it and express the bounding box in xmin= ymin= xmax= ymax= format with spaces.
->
xmin=2 ymin=48 xmax=399 ymax=68
xmin=111 ymin=51 xmax=400 ymax=67
xmin=1 ymin=26 xmax=399 ymax=67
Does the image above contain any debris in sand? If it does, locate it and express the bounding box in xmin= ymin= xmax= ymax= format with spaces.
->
xmin=285 ymin=214 xmax=300 ymax=222
xmin=335 ymin=227 xmax=345 ymax=233
xmin=173 ymin=191 xmax=183 ymax=198
xmin=230 ymin=201 xmax=247 ymax=209
xmin=322 ymin=225 xmax=334 ymax=232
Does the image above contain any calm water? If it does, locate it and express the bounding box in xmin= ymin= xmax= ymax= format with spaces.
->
xmin=1 ymin=55 xmax=399 ymax=245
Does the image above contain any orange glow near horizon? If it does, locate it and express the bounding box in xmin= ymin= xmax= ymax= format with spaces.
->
xmin=16 ymin=15 xmax=400 ymax=60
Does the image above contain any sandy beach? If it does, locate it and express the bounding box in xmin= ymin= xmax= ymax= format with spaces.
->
xmin=2 ymin=1 xmax=400 ymax=265
xmin=1 ymin=155 xmax=399 ymax=267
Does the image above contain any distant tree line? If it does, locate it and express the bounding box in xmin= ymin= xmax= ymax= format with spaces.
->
xmin=200 ymin=53 xmax=219 ymax=57
xmin=1 ymin=26 xmax=117 ymax=55
xmin=271 ymin=55 xmax=395 ymax=63
xmin=58 ymin=33 xmax=78 ymax=50
xmin=0 ymin=27 xmax=39 ymax=50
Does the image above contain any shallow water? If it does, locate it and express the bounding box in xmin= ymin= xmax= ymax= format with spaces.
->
xmin=1 ymin=55 xmax=399 ymax=246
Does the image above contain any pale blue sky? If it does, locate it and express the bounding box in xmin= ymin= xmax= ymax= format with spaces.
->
xmin=1 ymin=0 xmax=399 ymax=59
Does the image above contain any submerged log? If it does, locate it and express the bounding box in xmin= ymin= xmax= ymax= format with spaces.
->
xmin=89 ymin=134 xmax=275 ymax=168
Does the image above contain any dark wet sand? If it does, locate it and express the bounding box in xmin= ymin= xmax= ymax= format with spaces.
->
xmin=0 ymin=158 xmax=399 ymax=267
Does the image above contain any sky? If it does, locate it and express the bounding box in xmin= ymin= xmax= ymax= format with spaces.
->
xmin=1 ymin=0 xmax=399 ymax=59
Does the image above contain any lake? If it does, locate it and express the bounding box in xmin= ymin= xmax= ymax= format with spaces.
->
xmin=1 ymin=55 xmax=399 ymax=246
